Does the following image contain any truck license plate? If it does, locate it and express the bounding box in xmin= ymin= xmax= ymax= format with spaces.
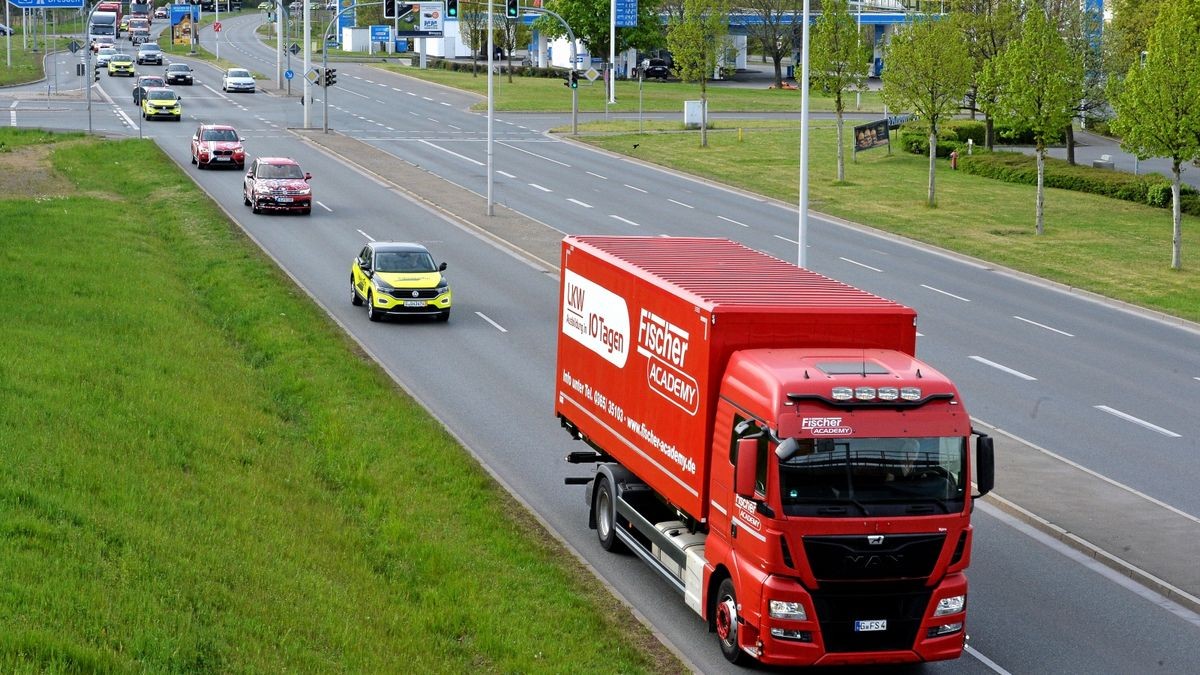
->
xmin=403 ymin=300 xmax=425 ymax=308
xmin=854 ymin=620 xmax=887 ymax=632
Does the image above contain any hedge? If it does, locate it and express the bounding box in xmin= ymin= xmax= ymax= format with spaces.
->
xmin=425 ymin=56 xmax=567 ymax=79
xmin=958 ymin=150 xmax=1200 ymax=216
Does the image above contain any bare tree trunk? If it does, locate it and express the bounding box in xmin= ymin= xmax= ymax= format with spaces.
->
xmin=773 ymin=54 xmax=783 ymax=88
xmin=1036 ymin=146 xmax=1045 ymax=235
xmin=1065 ymin=124 xmax=1075 ymax=166
xmin=928 ymin=130 xmax=937 ymax=207
xmin=1173 ymin=161 xmax=1183 ymax=269
xmin=985 ymin=115 xmax=995 ymax=151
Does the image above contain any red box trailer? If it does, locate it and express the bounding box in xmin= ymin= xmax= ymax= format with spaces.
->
xmin=556 ymin=236 xmax=994 ymax=667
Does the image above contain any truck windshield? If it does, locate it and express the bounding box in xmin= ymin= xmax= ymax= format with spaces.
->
xmin=778 ymin=436 xmax=966 ymax=517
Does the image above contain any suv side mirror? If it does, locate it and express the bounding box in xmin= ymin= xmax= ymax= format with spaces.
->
xmin=438 ymin=262 xmax=447 ymax=271
xmin=303 ymin=172 xmax=312 ymax=180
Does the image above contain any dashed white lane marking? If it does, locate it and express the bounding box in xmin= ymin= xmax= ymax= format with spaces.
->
xmin=529 ymin=183 xmax=552 ymax=192
xmin=357 ymin=229 xmax=375 ymax=241
xmin=407 ymin=91 xmax=417 ymax=96
xmin=567 ymin=198 xmax=592 ymax=208
xmin=497 ymin=170 xmax=515 ymax=178
xmin=392 ymin=87 xmax=403 ymax=92
xmin=476 ymin=312 xmax=508 ymax=332
xmin=623 ymin=184 xmax=647 ymax=193
xmin=316 ymin=201 xmax=332 ymax=212
xmin=839 ymin=257 xmax=882 ymax=272
xmin=342 ymin=88 xmax=369 ymax=99
xmin=586 ymin=171 xmax=607 ymax=179
xmin=668 ymin=198 xmax=694 ymax=209
xmin=963 ymin=644 xmax=1012 ymax=675
xmin=774 ymin=234 xmax=798 ymax=244
xmin=439 ymin=101 xmax=451 ymax=106
xmin=718 ymin=215 xmax=748 ymax=227
xmin=418 ymin=139 xmax=484 ymax=166
xmin=422 ymin=96 xmax=433 ymax=101
xmin=1013 ymin=316 xmax=1074 ymax=337
xmin=448 ymin=123 xmax=461 ymax=130
xmin=498 ymin=141 xmax=570 ymax=167
xmin=969 ymin=356 xmax=1037 ymax=381
xmin=610 ymin=215 xmax=640 ymax=227
xmin=1094 ymin=406 xmax=1181 ymax=438
xmin=921 ymin=284 xmax=971 ymax=302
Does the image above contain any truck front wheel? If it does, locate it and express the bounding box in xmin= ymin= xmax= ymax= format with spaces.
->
xmin=594 ymin=476 xmax=626 ymax=553
xmin=715 ymin=577 xmax=744 ymax=664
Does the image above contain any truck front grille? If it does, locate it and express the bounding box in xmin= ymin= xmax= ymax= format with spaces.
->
xmin=811 ymin=584 xmax=933 ymax=653
xmin=802 ymin=533 xmax=945 ymax=582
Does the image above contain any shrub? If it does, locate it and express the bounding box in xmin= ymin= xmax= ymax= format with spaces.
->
xmin=959 ymin=150 xmax=1200 ymax=215
xmin=898 ymin=125 xmax=964 ymax=158
xmin=945 ymin=121 xmax=985 ymax=145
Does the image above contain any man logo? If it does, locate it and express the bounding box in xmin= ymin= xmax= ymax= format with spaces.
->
xmin=868 ymin=535 xmax=885 ymax=545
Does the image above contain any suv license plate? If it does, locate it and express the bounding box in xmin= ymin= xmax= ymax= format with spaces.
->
xmin=276 ymin=197 xmax=293 ymax=203
xmin=854 ymin=620 xmax=887 ymax=632
xmin=404 ymin=300 xmax=425 ymax=308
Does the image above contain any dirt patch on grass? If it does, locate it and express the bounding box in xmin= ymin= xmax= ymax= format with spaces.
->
xmin=0 ymin=143 xmax=74 ymax=199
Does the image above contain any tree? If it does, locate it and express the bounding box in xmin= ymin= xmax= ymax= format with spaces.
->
xmin=986 ymin=4 xmax=1082 ymax=235
xmin=810 ymin=0 xmax=871 ymax=182
xmin=1044 ymin=0 xmax=1107 ymax=165
xmin=496 ymin=15 xmax=532 ymax=82
xmin=881 ymin=16 xmax=972 ymax=207
xmin=666 ymin=0 xmax=729 ymax=148
xmin=460 ymin=0 xmax=489 ymax=76
xmin=1107 ymin=0 xmax=1168 ymax=76
xmin=537 ymin=0 xmax=664 ymax=66
xmin=741 ymin=0 xmax=798 ymax=88
xmin=950 ymin=0 xmax=1022 ymax=149
xmin=1111 ymin=0 xmax=1200 ymax=270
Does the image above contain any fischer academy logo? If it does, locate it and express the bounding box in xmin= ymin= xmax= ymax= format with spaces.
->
xmin=562 ymin=270 xmax=629 ymax=367
xmin=801 ymin=416 xmax=854 ymax=436
xmin=636 ymin=309 xmax=699 ymax=415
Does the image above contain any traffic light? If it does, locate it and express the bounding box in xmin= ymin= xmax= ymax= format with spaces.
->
xmin=505 ymin=0 xmax=517 ymax=19
xmin=446 ymin=0 xmax=457 ymax=18
xmin=324 ymin=68 xmax=337 ymax=86
xmin=566 ymin=71 xmax=578 ymax=89
xmin=384 ymin=0 xmax=397 ymax=19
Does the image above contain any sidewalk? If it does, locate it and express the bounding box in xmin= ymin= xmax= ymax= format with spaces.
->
xmin=1002 ymin=128 xmax=1200 ymax=190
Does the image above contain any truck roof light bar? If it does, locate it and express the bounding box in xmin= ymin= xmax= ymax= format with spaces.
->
xmin=786 ymin=392 xmax=956 ymax=409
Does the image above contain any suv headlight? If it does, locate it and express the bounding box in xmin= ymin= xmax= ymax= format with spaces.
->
xmin=372 ymin=277 xmax=394 ymax=292
xmin=435 ymin=276 xmax=449 ymax=294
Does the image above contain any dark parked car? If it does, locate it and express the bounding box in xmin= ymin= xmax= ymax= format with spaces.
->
xmin=639 ymin=58 xmax=670 ymax=80
xmin=165 ymin=62 xmax=194 ymax=85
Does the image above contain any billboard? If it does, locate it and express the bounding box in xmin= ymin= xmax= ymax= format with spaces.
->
xmin=395 ymin=2 xmax=444 ymax=38
xmin=171 ymin=4 xmax=200 ymax=46
xmin=853 ymin=119 xmax=890 ymax=154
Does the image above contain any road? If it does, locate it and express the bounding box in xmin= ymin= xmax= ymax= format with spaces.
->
xmin=3 ymin=14 xmax=1200 ymax=672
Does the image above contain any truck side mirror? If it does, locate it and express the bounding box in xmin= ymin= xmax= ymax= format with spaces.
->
xmin=735 ymin=438 xmax=758 ymax=499
xmin=974 ymin=435 xmax=995 ymax=497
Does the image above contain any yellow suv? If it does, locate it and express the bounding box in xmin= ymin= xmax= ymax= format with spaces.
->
xmin=141 ymin=87 xmax=181 ymax=121
xmin=107 ymin=52 xmax=135 ymax=76
xmin=351 ymin=242 xmax=452 ymax=322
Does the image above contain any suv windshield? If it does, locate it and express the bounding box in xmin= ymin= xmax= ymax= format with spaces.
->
xmin=778 ymin=436 xmax=966 ymax=516
xmin=202 ymin=129 xmax=238 ymax=142
xmin=148 ymin=90 xmax=177 ymax=101
xmin=258 ymin=163 xmax=303 ymax=179
xmin=375 ymin=250 xmax=436 ymax=273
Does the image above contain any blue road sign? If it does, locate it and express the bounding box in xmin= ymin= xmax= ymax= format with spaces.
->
xmin=370 ymin=25 xmax=390 ymax=43
xmin=285 ymin=69 xmax=294 ymax=80
xmin=8 ymin=0 xmax=84 ymax=7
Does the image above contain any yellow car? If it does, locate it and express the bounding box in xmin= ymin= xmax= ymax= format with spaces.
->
xmin=107 ymin=53 xmax=135 ymax=77
xmin=351 ymin=242 xmax=452 ymax=322
xmin=140 ymin=87 xmax=181 ymax=121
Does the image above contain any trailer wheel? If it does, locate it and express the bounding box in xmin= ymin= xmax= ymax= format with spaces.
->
xmin=715 ymin=577 xmax=744 ymax=664
xmin=594 ymin=476 xmax=626 ymax=553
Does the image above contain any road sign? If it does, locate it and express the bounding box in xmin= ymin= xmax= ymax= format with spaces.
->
xmin=7 ymin=0 xmax=83 ymax=7
xmin=304 ymin=68 xmax=320 ymax=84
xmin=285 ymin=69 xmax=294 ymax=80
xmin=585 ymin=67 xmax=599 ymax=82
xmin=213 ymin=21 xmax=222 ymax=32
xmin=616 ymin=0 xmax=637 ymax=28
xmin=289 ymin=42 xmax=300 ymax=56
xmin=68 ymin=40 xmax=81 ymax=54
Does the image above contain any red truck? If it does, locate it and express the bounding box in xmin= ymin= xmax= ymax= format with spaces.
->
xmin=556 ymin=236 xmax=994 ymax=667
xmin=96 ymin=1 xmax=122 ymax=34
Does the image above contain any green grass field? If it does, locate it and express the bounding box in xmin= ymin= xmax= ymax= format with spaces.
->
xmin=0 ymin=129 xmax=680 ymax=673
xmin=566 ymin=119 xmax=1200 ymax=323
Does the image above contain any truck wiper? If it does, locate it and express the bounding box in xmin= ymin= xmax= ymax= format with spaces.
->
xmin=816 ymin=498 xmax=871 ymax=516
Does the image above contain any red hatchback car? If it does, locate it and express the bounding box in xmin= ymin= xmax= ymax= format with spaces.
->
xmin=243 ymin=157 xmax=313 ymax=214
xmin=190 ymin=124 xmax=245 ymax=170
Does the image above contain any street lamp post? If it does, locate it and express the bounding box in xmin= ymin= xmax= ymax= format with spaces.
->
xmin=798 ymin=0 xmax=811 ymax=268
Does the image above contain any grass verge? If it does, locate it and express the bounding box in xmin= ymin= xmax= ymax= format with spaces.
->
xmin=0 ymin=128 xmax=682 ymax=673
xmin=0 ymin=39 xmax=72 ymax=87
xmin=568 ymin=120 xmax=1200 ymax=322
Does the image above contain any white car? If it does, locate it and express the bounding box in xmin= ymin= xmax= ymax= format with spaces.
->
xmin=95 ymin=47 xmax=118 ymax=67
xmin=222 ymin=68 xmax=256 ymax=93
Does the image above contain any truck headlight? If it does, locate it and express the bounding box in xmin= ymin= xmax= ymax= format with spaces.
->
xmin=934 ymin=594 xmax=964 ymax=617
xmin=768 ymin=600 xmax=807 ymax=621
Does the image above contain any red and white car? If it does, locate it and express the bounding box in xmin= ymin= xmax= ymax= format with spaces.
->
xmin=243 ymin=157 xmax=313 ymax=215
xmin=190 ymin=124 xmax=245 ymax=170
